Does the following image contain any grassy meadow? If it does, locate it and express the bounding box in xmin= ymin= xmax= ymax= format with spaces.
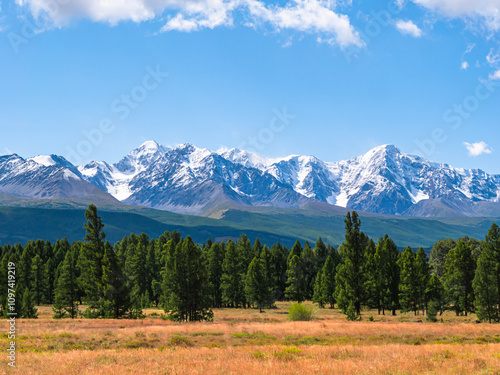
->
xmin=1 ymin=302 xmax=500 ymax=374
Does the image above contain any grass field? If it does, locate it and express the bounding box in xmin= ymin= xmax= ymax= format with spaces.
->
xmin=1 ymin=302 xmax=500 ymax=374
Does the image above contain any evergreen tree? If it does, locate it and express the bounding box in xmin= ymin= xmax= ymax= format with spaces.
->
xmin=31 ymin=254 xmax=45 ymax=306
xmin=335 ymin=211 xmax=368 ymax=317
xmin=221 ymin=240 xmax=245 ymax=308
xmin=270 ymin=242 xmax=288 ymax=301
xmin=18 ymin=241 xmax=35 ymax=294
xmin=53 ymin=250 xmax=79 ymax=319
xmin=483 ymin=223 xmax=500 ymax=318
xmin=287 ymin=240 xmax=303 ymax=263
xmin=163 ymin=236 xmax=212 ymax=321
xmin=473 ymin=246 xmax=499 ymax=323
xmin=429 ymin=239 xmax=456 ymax=278
xmin=398 ymin=247 xmax=418 ymax=314
xmin=313 ymin=269 xmax=324 ymax=308
xmin=426 ymin=274 xmax=445 ymax=316
xmin=207 ymin=242 xmax=225 ymax=308
xmin=414 ymin=247 xmax=430 ymax=315
xmin=313 ymin=237 xmax=329 ymax=271
xmin=128 ymin=242 xmax=149 ymax=308
xmin=78 ymin=205 xmax=106 ymax=317
xmin=301 ymin=241 xmax=317 ymax=299
xmin=101 ymin=242 xmax=131 ymax=318
xmin=245 ymin=257 xmax=271 ymax=312
xmin=443 ymin=241 xmax=475 ymax=316
xmin=21 ymin=289 xmax=38 ymax=319
xmin=285 ymin=255 xmax=305 ymax=302
xmin=43 ymin=258 xmax=56 ymax=304
xmin=319 ymin=255 xmax=336 ymax=308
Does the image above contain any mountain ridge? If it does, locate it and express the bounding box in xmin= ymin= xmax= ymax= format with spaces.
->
xmin=2 ymin=141 xmax=499 ymax=218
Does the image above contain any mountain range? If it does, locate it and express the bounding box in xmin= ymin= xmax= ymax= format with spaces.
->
xmin=1 ymin=141 xmax=499 ymax=218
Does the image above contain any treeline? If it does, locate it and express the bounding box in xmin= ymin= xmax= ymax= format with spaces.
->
xmin=0 ymin=206 xmax=499 ymax=323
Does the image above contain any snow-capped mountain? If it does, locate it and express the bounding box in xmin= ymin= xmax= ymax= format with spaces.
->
xmin=2 ymin=141 xmax=500 ymax=217
xmin=0 ymin=154 xmax=116 ymax=202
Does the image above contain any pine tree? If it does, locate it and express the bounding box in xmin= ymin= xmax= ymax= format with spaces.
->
xmin=285 ymin=255 xmax=305 ymax=302
xmin=21 ymin=289 xmax=38 ymax=319
xmin=313 ymin=269 xmax=324 ymax=308
xmin=443 ymin=241 xmax=475 ymax=316
xmin=335 ymin=212 xmax=368 ymax=317
xmin=398 ymin=247 xmax=418 ymax=314
xmin=207 ymin=243 xmax=225 ymax=308
xmin=484 ymin=223 xmax=500 ymax=318
xmin=319 ymin=255 xmax=336 ymax=308
xmin=43 ymin=258 xmax=56 ymax=304
xmin=164 ymin=236 xmax=212 ymax=321
xmin=270 ymin=242 xmax=287 ymax=301
xmin=313 ymin=237 xmax=329 ymax=271
xmin=384 ymin=237 xmax=400 ymax=316
xmin=53 ymin=250 xmax=79 ymax=319
xmin=414 ymin=247 xmax=430 ymax=315
xmin=429 ymin=239 xmax=456 ymax=278
xmin=473 ymin=246 xmax=499 ymax=323
xmin=78 ymin=205 xmax=106 ymax=317
xmin=287 ymin=240 xmax=303 ymax=263
xmin=31 ymin=254 xmax=45 ymax=306
xmin=426 ymin=275 xmax=445 ymax=316
xmin=128 ymin=242 xmax=149 ymax=308
xmin=221 ymin=240 xmax=245 ymax=308
xmin=301 ymin=242 xmax=316 ymax=300
xmin=245 ymin=257 xmax=271 ymax=312
xmin=18 ymin=241 xmax=35 ymax=295
xmin=101 ymin=242 xmax=131 ymax=318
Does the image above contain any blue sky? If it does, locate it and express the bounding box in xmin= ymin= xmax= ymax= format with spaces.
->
xmin=1 ymin=0 xmax=499 ymax=172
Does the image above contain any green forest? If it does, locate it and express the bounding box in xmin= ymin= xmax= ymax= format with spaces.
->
xmin=1 ymin=205 xmax=500 ymax=324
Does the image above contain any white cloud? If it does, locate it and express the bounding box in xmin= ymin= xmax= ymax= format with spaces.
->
xmin=487 ymin=49 xmax=500 ymax=66
xmin=15 ymin=0 xmax=363 ymax=48
xmin=410 ymin=0 xmax=500 ymax=31
xmin=395 ymin=20 xmax=423 ymax=37
xmin=489 ymin=69 xmax=500 ymax=80
xmin=461 ymin=61 xmax=469 ymax=70
xmin=463 ymin=141 xmax=493 ymax=157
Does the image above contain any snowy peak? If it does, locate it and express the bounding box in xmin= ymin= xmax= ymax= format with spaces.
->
xmin=3 ymin=141 xmax=500 ymax=217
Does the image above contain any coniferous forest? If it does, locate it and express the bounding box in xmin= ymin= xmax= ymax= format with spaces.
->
xmin=1 ymin=205 xmax=500 ymax=324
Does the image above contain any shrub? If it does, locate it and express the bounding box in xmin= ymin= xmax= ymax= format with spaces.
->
xmin=288 ymin=303 xmax=314 ymax=321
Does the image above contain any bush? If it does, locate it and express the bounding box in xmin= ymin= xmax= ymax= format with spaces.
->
xmin=288 ymin=303 xmax=315 ymax=321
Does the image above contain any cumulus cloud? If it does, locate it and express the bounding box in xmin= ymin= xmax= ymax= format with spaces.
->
xmin=461 ymin=61 xmax=469 ymax=70
xmin=463 ymin=141 xmax=493 ymax=157
xmin=395 ymin=20 xmax=423 ymax=37
xmin=410 ymin=0 xmax=500 ymax=31
xmin=15 ymin=0 xmax=363 ymax=48
xmin=490 ymin=69 xmax=500 ymax=80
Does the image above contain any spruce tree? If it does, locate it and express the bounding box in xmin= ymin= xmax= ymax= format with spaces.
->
xmin=320 ymin=255 xmax=336 ymax=308
xmin=221 ymin=240 xmax=245 ymax=308
xmin=301 ymin=242 xmax=316 ymax=299
xmin=164 ymin=236 xmax=212 ymax=321
xmin=101 ymin=242 xmax=131 ymax=318
xmin=313 ymin=269 xmax=324 ymax=308
xmin=335 ymin=211 xmax=368 ymax=317
xmin=21 ymin=289 xmax=38 ymax=319
xmin=53 ymin=250 xmax=79 ymax=319
xmin=313 ymin=237 xmax=329 ymax=271
xmin=443 ymin=241 xmax=475 ymax=316
xmin=31 ymin=254 xmax=45 ymax=306
xmin=429 ymin=239 xmax=456 ymax=278
xmin=207 ymin=242 xmax=225 ymax=308
xmin=473 ymin=246 xmax=499 ymax=323
xmin=398 ymin=247 xmax=418 ymax=314
xmin=245 ymin=257 xmax=271 ymax=312
xmin=484 ymin=223 xmax=500 ymax=318
xmin=415 ymin=247 xmax=430 ymax=315
xmin=78 ymin=205 xmax=106 ymax=317
xmin=285 ymin=255 xmax=305 ymax=302
xmin=426 ymin=275 xmax=445 ymax=316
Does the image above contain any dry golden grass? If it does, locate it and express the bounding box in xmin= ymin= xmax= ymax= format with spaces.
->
xmin=1 ymin=302 xmax=499 ymax=374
